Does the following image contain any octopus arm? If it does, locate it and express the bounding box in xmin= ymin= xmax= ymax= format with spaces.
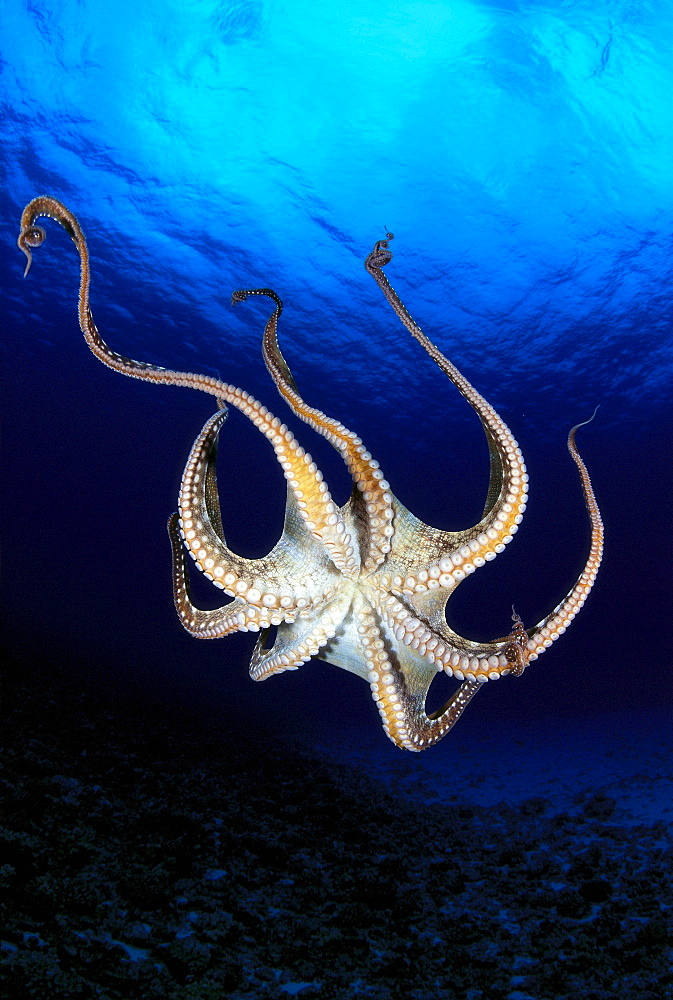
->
xmin=17 ymin=197 xmax=355 ymax=577
xmin=232 ymin=287 xmax=393 ymax=574
xmin=365 ymin=234 xmax=528 ymax=563
xmin=173 ymin=408 xmax=344 ymax=623
xmin=249 ymin=589 xmax=352 ymax=682
xmin=521 ymin=417 xmax=604 ymax=662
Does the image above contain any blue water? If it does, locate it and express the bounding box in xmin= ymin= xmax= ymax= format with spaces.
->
xmin=1 ymin=2 xmax=672 ymax=996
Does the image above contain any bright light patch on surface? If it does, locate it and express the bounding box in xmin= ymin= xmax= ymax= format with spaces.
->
xmin=2 ymin=0 xmax=672 ymax=434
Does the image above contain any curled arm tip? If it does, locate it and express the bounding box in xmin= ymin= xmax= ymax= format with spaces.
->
xmin=231 ymin=287 xmax=283 ymax=314
xmin=504 ymin=606 xmax=529 ymax=677
xmin=18 ymin=224 xmax=47 ymax=277
xmin=365 ymin=232 xmax=395 ymax=273
xmin=570 ymin=404 xmax=600 ymax=434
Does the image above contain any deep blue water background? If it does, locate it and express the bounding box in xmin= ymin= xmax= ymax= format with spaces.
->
xmin=2 ymin=2 xmax=672 ymax=996
xmin=3 ymin=0 xmax=672 ymax=742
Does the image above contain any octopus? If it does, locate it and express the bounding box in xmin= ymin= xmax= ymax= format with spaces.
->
xmin=18 ymin=196 xmax=603 ymax=751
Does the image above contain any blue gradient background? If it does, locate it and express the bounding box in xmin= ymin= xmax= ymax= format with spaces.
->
xmin=2 ymin=4 xmax=673 ymax=996
xmin=2 ymin=1 xmax=672 ymax=765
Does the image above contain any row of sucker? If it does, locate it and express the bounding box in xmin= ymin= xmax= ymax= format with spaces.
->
xmin=168 ymin=514 xmax=277 ymax=637
xmin=351 ymin=592 xmax=482 ymax=750
xmin=523 ymin=416 xmax=604 ymax=660
xmin=372 ymin=590 xmax=528 ymax=685
xmin=232 ymin=288 xmax=393 ymax=575
xmin=176 ymin=408 xmax=336 ymax=620
xmin=17 ymin=197 xmax=354 ymax=577
xmin=365 ymin=234 xmax=529 ymax=569
xmin=376 ymin=503 xmax=528 ymax=599
xmin=248 ymin=590 xmax=354 ymax=681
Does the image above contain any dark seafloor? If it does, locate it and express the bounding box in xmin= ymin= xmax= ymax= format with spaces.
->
xmin=2 ymin=642 xmax=672 ymax=1000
